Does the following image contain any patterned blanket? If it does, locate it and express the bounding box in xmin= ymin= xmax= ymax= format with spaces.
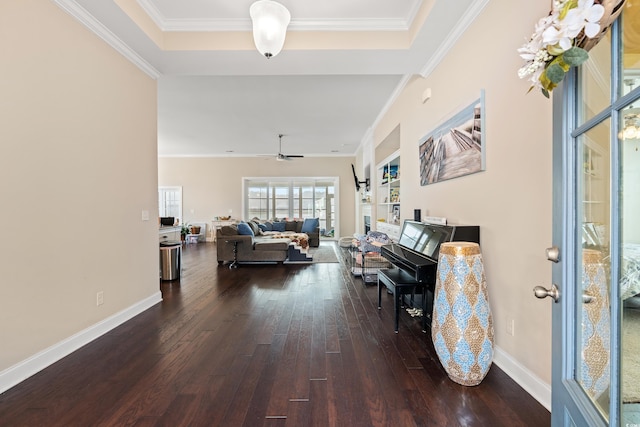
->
xmin=267 ymin=232 xmax=309 ymax=249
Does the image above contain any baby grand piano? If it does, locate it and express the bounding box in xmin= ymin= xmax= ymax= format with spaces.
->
xmin=378 ymin=220 xmax=479 ymax=333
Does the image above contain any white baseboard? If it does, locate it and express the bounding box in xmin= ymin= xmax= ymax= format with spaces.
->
xmin=0 ymin=292 xmax=163 ymax=395
xmin=493 ymin=345 xmax=551 ymax=411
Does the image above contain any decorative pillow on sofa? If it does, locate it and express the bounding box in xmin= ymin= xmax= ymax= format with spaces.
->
xmin=263 ymin=221 xmax=273 ymax=231
xmin=237 ymin=222 xmax=255 ymax=236
xmin=272 ymin=221 xmax=286 ymax=232
xmin=301 ymin=218 xmax=319 ymax=233
xmin=246 ymin=220 xmax=261 ymax=236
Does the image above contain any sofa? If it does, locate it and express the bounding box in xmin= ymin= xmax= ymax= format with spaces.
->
xmin=257 ymin=218 xmax=320 ymax=248
xmin=216 ymin=218 xmax=321 ymax=265
xmin=216 ymin=225 xmax=291 ymax=265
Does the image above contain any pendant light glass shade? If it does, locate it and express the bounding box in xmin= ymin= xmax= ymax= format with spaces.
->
xmin=623 ymin=112 xmax=640 ymax=140
xmin=249 ymin=0 xmax=290 ymax=58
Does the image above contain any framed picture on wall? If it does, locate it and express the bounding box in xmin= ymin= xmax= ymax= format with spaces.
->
xmin=391 ymin=204 xmax=400 ymax=224
xmin=418 ymin=91 xmax=485 ymax=185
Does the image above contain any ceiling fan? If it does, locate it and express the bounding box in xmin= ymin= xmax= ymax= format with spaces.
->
xmin=264 ymin=134 xmax=304 ymax=161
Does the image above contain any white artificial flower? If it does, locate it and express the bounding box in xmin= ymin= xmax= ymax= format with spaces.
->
xmin=542 ymin=25 xmax=573 ymax=52
xmin=517 ymin=0 xmax=604 ymax=93
xmin=573 ymin=0 xmax=605 ymax=37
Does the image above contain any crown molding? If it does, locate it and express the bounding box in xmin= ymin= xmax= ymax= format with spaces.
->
xmin=357 ymin=73 xmax=413 ymax=155
xmin=53 ymin=0 xmax=161 ymax=79
xmin=136 ymin=0 xmax=411 ymax=32
xmin=418 ymin=0 xmax=489 ymax=78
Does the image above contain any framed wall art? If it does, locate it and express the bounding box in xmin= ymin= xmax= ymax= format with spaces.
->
xmin=418 ymin=91 xmax=485 ymax=185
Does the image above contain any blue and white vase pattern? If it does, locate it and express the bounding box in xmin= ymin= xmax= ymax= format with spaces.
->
xmin=431 ymin=242 xmax=494 ymax=386
xmin=580 ymin=249 xmax=610 ymax=400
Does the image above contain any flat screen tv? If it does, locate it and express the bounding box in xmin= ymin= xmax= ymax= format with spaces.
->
xmin=351 ymin=164 xmax=369 ymax=192
xmin=398 ymin=220 xmax=453 ymax=260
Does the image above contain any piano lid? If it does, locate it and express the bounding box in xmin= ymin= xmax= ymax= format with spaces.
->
xmin=397 ymin=220 xmax=454 ymax=261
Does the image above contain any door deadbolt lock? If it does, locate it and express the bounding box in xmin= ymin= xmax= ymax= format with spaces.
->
xmin=546 ymin=246 xmax=560 ymax=263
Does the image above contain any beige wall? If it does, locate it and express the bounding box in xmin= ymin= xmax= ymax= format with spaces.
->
xmin=158 ymin=157 xmax=357 ymax=237
xmin=370 ymin=0 xmax=554 ymax=385
xmin=0 ymin=1 xmax=159 ymax=373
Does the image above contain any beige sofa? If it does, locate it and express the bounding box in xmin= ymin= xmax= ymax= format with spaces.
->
xmin=216 ymin=226 xmax=291 ymax=265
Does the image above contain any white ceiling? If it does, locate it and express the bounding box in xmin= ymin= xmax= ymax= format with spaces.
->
xmin=59 ymin=0 xmax=484 ymax=158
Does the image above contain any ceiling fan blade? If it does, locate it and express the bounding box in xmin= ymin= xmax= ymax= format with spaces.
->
xmin=284 ymin=154 xmax=304 ymax=158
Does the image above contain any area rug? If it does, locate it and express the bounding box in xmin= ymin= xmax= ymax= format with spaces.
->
xmin=623 ymin=308 xmax=640 ymax=403
xmin=308 ymin=244 xmax=339 ymax=263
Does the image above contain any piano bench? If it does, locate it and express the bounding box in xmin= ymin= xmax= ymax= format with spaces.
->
xmin=377 ymin=268 xmax=433 ymax=333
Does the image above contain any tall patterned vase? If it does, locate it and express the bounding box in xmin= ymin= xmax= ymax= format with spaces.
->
xmin=580 ymin=249 xmax=610 ymax=400
xmin=431 ymin=242 xmax=494 ymax=386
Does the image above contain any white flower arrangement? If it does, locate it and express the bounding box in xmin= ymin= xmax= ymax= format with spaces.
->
xmin=518 ymin=0 xmax=606 ymax=97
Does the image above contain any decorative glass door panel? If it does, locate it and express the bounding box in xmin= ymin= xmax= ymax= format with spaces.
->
xmin=576 ymin=121 xmax=611 ymax=421
xmin=620 ymin=102 xmax=640 ymax=424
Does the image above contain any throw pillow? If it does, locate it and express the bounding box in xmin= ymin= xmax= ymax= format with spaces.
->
xmin=246 ymin=221 xmax=260 ymax=236
xmin=272 ymin=221 xmax=286 ymax=232
xmin=264 ymin=221 xmax=273 ymax=231
xmin=258 ymin=223 xmax=268 ymax=232
xmin=301 ymin=218 xmax=319 ymax=233
xmin=237 ymin=222 xmax=254 ymax=236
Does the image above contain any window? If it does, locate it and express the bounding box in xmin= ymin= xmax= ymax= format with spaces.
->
xmin=158 ymin=186 xmax=182 ymax=224
xmin=247 ymin=181 xmax=268 ymax=219
xmin=243 ymin=178 xmax=339 ymax=236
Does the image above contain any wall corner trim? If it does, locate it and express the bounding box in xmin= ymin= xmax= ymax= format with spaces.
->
xmin=493 ymin=345 xmax=552 ymax=412
xmin=418 ymin=0 xmax=490 ymax=79
xmin=52 ymin=0 xmax=161 ymax=79
xmin=0 ymin=292 xmax=163 ymax=395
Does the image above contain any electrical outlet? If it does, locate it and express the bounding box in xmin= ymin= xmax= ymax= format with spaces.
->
xmin=96 ymin=291 xmax=104 ymax=306
xmin=506 ymin=319 xmax=515 ymax=336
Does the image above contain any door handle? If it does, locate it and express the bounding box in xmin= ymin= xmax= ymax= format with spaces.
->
xmin=533 ymin=284 xmax=560 ymax=302
xmin=582 ymin=293 xmax=594 ymax=304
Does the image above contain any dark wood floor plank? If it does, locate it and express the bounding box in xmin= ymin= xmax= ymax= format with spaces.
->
xmin=334 ymin=337 xmax=376 ymax=427
xmin=0 ymin=242 xmax=550 ymax=427
xmin=309 ymin=377 xmax=330 ymax=427
xmin=324 ymin=298 xmax=341 ymax=354
xmin=242 ymin=334 xmax=287 ymax=426
xmin=325 ymin=351 xmax=353 ymax=427
xmin=155 ymin=394 xmax=200 ymax=427
xmin=284 ymin=399 xmax=310 ymax=427
xmin=309 ymin=297 xmax=328 ymax=381
xmin=220 ymin=343 xmax=271 ymax=425
xmin=189 ymin=356 xmax=251 ymax=425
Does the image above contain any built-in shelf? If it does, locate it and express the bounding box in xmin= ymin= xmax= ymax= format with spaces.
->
xmin=376 ymin=150 xmax=401 ymax=239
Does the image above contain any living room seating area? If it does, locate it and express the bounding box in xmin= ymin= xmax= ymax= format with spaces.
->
xmin=216 ymin=218 xmax=320 ymax=265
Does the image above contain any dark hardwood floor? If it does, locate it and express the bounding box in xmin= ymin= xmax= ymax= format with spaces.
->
xmin=0 ymin=242 xmax=550 ymax=426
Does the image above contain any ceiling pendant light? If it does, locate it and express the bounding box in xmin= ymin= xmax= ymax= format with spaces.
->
xmin=622 ymin=79 xmax=640 ymax=141
xmin=249 ymin=0 xmax=290 ymax=59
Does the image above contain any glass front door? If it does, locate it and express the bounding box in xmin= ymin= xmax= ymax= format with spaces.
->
xmin=550 ymin=4 xmax=640 ymax=425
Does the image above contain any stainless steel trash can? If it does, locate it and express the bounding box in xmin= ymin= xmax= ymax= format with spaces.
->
xmin=160 ymin=241 xmax=182 ymax=281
